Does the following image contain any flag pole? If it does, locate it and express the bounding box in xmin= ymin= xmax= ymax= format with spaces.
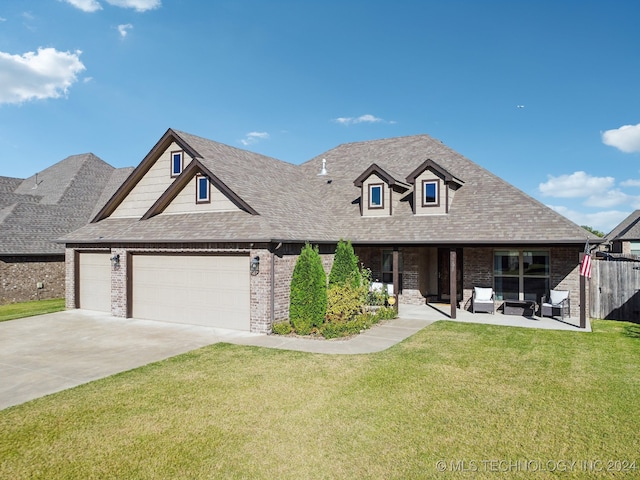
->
xmin=579 ymin=238 xmax=591 ymax=329
xmin=579 ymin=260 xmax=586 ymax=329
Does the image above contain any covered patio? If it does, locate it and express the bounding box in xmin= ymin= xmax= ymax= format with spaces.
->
xmin=398 ymin=303 xmax=591 ymax=332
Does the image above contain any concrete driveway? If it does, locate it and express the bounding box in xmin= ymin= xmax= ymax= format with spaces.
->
xmin=0 ymin=309 xmax=259 ymax=410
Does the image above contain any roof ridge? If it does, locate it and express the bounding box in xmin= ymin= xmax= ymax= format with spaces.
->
xmin=604 ymin=209 xmax=640 ymax=239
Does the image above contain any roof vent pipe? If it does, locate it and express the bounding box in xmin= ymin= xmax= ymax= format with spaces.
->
xmin=318 ymin=158 xmax=328 ymax=176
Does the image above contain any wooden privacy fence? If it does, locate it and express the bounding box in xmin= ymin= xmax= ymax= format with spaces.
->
xmin=590 ymin=260 xmax=640 ymax=322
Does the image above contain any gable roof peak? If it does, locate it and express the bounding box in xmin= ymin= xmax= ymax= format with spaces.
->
xmin=353 ymin=163 xmax=410 ymax=189
xmin=604 ymin=209 xmax=640 ymax=241
xmin=406 ymin=158 xmax=464 ymax=186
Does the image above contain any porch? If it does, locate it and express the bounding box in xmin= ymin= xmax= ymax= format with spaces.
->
xmin=398 ymin=303 xmax=591 ymax=332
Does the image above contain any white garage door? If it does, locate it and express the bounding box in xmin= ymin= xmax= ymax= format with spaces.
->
xmin=78 ymin=252 xmax=112 ymax=312
xmin=132 ymin=255 xmax=250 ymax=330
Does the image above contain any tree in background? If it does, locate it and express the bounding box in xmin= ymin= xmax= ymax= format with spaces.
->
xmin=289 ymin=243 xmax=327 ymax=335
xmin=581 ymin=225 xmax=605 ymax=238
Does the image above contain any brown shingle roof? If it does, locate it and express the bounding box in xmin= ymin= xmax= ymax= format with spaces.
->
xmin=0 ymin=154 xmax=131 ymax=255
xmin=604 ymin=210 xmax=640 ymax=242
xmin=62 ymin=130 xmax=597 ymax=246
xmin=298 ymin=135 xmax=595 ymax=244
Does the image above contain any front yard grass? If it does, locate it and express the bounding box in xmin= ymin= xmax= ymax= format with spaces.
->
xmin=0 ymin=298 xmax=64 ymax=322
xmin=1 ymin=319 xmax=639 ymax=479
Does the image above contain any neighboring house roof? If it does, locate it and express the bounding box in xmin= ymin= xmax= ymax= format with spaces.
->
xmin=603 ymin=210 xmax=640 ymax=243
xmin=61 ymin=129 xmax=598 ymax=246
xmin=0 ymin=154 xmax=133 ymax=255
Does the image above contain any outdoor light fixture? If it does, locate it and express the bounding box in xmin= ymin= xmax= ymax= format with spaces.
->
xmin=250 ymin=255 xmax=260 ymax=275
xmin=110 ymin=254 xmax=120 ymax=269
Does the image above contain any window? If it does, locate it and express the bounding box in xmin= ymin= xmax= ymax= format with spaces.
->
xmin=196 ymin=175 xmax=210 ymax=203
xmin=382 ymin=250 xmax=403 ymax=286
xmin=631 ymin=242 xmax=640 ymax=256
xmin=422 ymin=180 xmax=439 ymax=207
xmin=494 ymin=250 xmax=549 ymax=302
xmin=369 ymin=184 xmax=383 ymax=209
xmin=171 ymin=151 xmax=183 ymax=177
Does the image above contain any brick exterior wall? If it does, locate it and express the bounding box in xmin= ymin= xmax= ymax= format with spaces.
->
xmin=250 ymin=247 xmax=272 ymax=334
xmin=462 ymin=247 xmax=494 ymax=310
xmin=110 ymin=248 xmax=128 ymax=318
xmin=272 ymin=243 xmax=335 ymax=326
xmin=550 ymin=246 xmax=584 ymax=318
xmin=0 ymin=255 xmax=65 ymax=305
xmin=354 ymin=246 xmax=424 ymax=305
xmin=400 ymin=248 xmax=423 ymax=304
xmin=65 ymin=242 xmax=587 ymax=331
xmin=356 ymin=245 xmax=585 ymax=316
xmin=463 ymin=246 xmax=583 ymax=316
xmin=65 ymin=248 xmax=77 ymax=309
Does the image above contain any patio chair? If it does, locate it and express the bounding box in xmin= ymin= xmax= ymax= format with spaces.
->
xmin=472 ymin=287 xmax=494 ymax=314
xmin=541 ymin=289 xmax=570 ymax=320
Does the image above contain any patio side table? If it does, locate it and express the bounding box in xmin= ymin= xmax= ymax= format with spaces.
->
xmin=503 ymin=300 xmax=536 ymax=316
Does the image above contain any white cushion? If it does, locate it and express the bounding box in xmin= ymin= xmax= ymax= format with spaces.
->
xmin=386 ymin=284 xmax=394 ymax=296
xmin=370 ymin=282 xmax=384 ymax=292
xmin=550 ymin=289 xmax=569 ymax=305
xmin=474 ymin=287 xmax=493 ymax=302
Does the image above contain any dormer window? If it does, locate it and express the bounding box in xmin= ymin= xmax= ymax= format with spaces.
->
xmin=406 ymin=159 xmax=464 ymax=215
xmin=354 ymin=164 xmax=410 ymax=217
xmin=369 ymin=184 xmax=384 ymax=209
xmin=196 ymin=174 xmax=210 ymax=203
xmin=422 ymin=180 xmax=440 ymax=207
xmin=171 ymin=151 xmax=184 ymax=177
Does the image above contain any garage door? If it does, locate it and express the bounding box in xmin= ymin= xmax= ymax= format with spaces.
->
xmin=132 ymin=255 xmax=250 ymax=330
xmin=78 ymin=252 xmax=111 ymax=312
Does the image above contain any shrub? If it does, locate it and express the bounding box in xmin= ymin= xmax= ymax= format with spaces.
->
xmin=375 ymin=306 xmax=398 ymax=320
xmin=289 ymin=243 xmax=327 ymax=335
xmin=326 ymin=282 xmax=364 ymax=323
xmin=360 ymin=267 xmax=385 ymax=306
xmin=328 ymin=240 xmax=360 ymax=288
xmin=272 ymin=321 xmax=293 ymax=335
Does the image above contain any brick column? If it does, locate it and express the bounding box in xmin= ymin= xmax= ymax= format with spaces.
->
xmin=110 ymin=248 xmax=128 ymax=318
xmin=250 ymin=248 xmax=272 ymax=333
xmin=65 ymin=248 xmax=77 ymax=309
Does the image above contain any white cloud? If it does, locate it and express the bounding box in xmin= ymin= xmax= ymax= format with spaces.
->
xmin=0 ymin=48 xmax=86 ymax=104
xmin=240 ymin=131 xmax=269 ymax=146
xmin=583 ymin=189 xmax=636 ymax=208
xmin=548 ymin=205 xmax=630 ymax=234
xmin=602 ymin=123 xmax=640 ymax=153
xmin=539 ymin=171 xmax=615 ymax=198
xmin=620 ymin=179 xmax=640 ymax=187
xmin=105 ymin=0 xmax=161 ymax=12
xmin=117 ymin=23 xmax=133 ymax=37
xmin=62 ymin=0 xmax=103 ymax=12
xmin=333 ymin=114 xmax=389 ymax=126
xmin=63 ymin=0 xmax=160 ymax=12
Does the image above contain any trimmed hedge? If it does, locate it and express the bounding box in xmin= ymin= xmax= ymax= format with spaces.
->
xmin=289 ymin=243 xmax=327 ymax=335
xmin=328 ymin=240 xmax=360 ymax=288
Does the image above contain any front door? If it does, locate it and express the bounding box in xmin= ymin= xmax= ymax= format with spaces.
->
xmin=438 ymin=248 xmax=463 ymax=303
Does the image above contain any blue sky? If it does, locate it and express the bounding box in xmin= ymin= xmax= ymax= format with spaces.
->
xmin=1 ymin=0 xmax=639 ymax=234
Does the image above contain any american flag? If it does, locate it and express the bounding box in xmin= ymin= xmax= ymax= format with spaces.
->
xmin=580 ymin=239 xmax=592 ymax=278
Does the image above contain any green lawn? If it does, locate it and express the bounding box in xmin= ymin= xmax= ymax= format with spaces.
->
xmin=0 ymin=298 xmax=65 ymax=322
xmin=1 ymin=319 xmax=639 ymax=479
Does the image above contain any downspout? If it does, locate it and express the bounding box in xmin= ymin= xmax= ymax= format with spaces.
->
xmin=270 ymin=242 xmax=282 ymax=328
xmin=450 ymin=247 xmax=457 ymax=319
xmin=271 ymin=246 xmax=275 ymax=328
